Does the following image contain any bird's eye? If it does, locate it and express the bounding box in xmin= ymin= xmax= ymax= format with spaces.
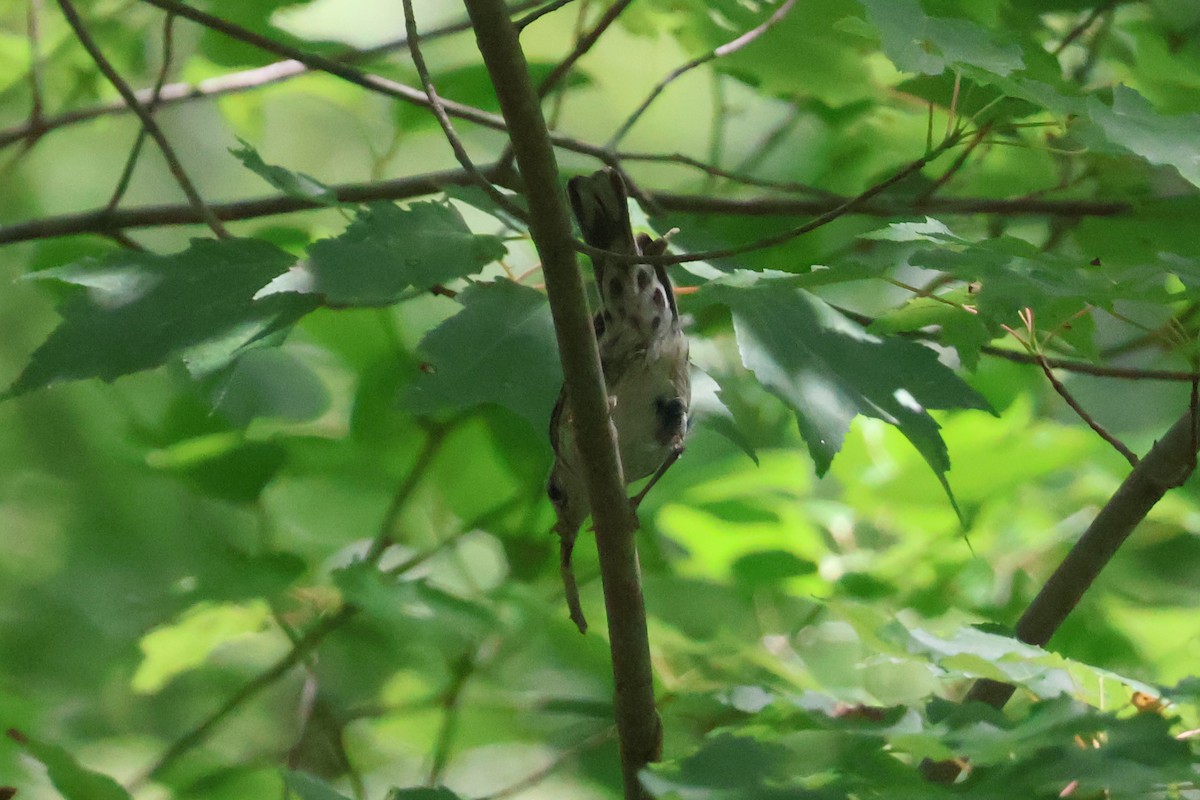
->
xmin=547 ymin=480 xmax=565 ymax=504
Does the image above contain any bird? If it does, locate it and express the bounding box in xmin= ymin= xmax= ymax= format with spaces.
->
xmin=547 ymin=168 xmax=690 ymax=633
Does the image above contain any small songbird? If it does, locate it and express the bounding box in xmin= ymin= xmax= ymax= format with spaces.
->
xmin=548 ymin=168 xmax=690 ymax=633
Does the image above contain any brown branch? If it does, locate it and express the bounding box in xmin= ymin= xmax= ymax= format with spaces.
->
xmin=515 ymin=0 xmax=577 ymax=32
xmin=463 ymin=3 xmax=660 ymax=799
xmin=648 ymin=192 xmax=1130 ymax=218
xmin=133 ymin=0 xmax=515 ymax=133
xmin=55 ymin=0 xmax=229 ymax=238
xmin=607 ymin=135 xmax=967 ymax=267
xmin=401 ymin=0 xmax=527 ymax=221
xmin=982 ymin=347 xmax=1200 ymax=383
xmin=923 ymin=406 xmax=1200 ymax=783
xmin=0 ymin=165 xmax=494 ymax=244
xmin=0 ymin=176 xmax=1137 ymax=247
xmin=1038 ymin=355 xmax=1139 ymax=467
xmin=105 ymin=10 xmax=178 ymax=211
xmin=607 ymin=0 xmax=797 ymax=148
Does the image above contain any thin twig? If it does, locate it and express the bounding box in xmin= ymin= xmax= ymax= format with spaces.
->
xmin=427 ymin=648 xmax=481 ymax=785
xmin=1038 ymin=355 xmax=1139 ymax=466
xmin=619 ymin=150 xmax=835 ymax=197
xmin=982 ymin=347 xmax=1200 ymax=383
xmin=1053 ymin=0 xmax=1117 ymax=56
xmin=0 ymin=2 xmax=543 ymax=153
xmin=733 ymin=103 xmax=801 ymax=176
xmin=607 ymin=0 xmax=797 ymax=148
xmin=105 ymin=11 xmax=177 ymax=211
xmin=543 ymin=0 xmax=590 ymax=131
xmin=27 ymin=0 xmax=46 ymax=127
xmin=515 ymin=0 xmax=577 ymax=31
xmin=473 ymin=726 xmax=618 ymax=800
xmin=915 ymin=123 xmax=990 ymax=204
xmin=494 ymin=0 xmax=634 ymax=171
xmin=401 ymin=0 xmax=527 ymax=221
xmin=536 ymin=0 xmax=633 ymax=98
xmin=607 ymin=134 xmax=968 ymax=267
xmin=364 ymin=420 xmax=453 ymax=562
xmin=55 ymin=0 xmax=229 ymax=238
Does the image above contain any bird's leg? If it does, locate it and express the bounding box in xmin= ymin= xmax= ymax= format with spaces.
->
xmin=558 ymin=526 xmax=588 ymax=634
xmin=630 ymin=442 xmax=685 ymax=512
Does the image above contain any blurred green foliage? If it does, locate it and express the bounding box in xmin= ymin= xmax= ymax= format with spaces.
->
xmin=2 ymin=0 xmax=1200 ymax=798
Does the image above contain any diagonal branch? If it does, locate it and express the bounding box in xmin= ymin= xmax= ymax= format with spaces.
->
xmin=923 ymin=406 xmax=1200 ymax=784
xmin=1038 ymin=355 xmax=1139 ymax=467
xmin=401 ymin=0 xmax=527 ymax=221
xmin=55 ymin=0 xmax=229 ymax=238
xmin=607 ymin=0 xmax=797 ymax=148
xmin=105 ymin=10 xmax=178 ymax=212
xmin=0 ymin=3 xmax=543 ymax=153
xmin=463 ymin=3 xmax=660 ymax=799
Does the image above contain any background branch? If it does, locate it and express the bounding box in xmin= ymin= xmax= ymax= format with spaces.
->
xmin=463 ymin=2 xmax=660 ymax=798
xmin=55 ymin=0 xmax=229 ymax=238
xmin=0 ymin=177 xmax=1130 ymax=247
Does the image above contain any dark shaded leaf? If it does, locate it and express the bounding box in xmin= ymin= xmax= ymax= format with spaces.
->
xmin=7 ymin=238 xmax=312 ymax=398
xmin=8 ymin=730 xmax=131 ymax=800
xmin=258 ymin=202 xmax=507 ymax=306
xmin=402 ymin=279 xmax=560 ymax=432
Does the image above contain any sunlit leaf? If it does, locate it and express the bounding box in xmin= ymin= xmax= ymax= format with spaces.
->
xmin=132 ymin=601 xmax=271 ymax=694
xmin=707 ymin=283 xmax=992 ymax=500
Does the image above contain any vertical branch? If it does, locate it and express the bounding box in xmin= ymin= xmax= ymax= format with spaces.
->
xmin=463 ymin=3 xmax=660 ymax=799
xmin=54 ymin=0 xmax=230 ymax=238
xmin=27 ymin=0 xmax=46 ymax=127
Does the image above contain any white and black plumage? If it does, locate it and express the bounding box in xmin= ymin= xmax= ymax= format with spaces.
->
xmin=548 ymin=168 xmax=690 ymax=633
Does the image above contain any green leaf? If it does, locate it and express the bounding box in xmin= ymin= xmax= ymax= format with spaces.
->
xmin=7 ymin=731 xmax=132 ymax=800
xmin=7 ymin=238 xmax=313 ymax=398
xmin=258 ymin=202 xmax=507 ymax=307
xmin=230 ymin=138 xmax=338 ymax=205
xmin=132 ymin=601 xmax=271 ymax=693
xmin=145 ymin=433 xmax=287 ymax=504
xmin=1086 ymin=85 xmax=1200 ymax=188
xmin=731 ymin=550 xmax=817 ymax=587
xmin=859 ymin=0 xmax=1024 ymax=76
xmin=210 ymin=347 xmax=331 ymax=425
xmin=282 ymin=770 xmax=353 ymax=800
xmin=402 ymin=280 xmax=561 ymax=432
xmin=708 ymin=283 xmax=992 ymax=492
